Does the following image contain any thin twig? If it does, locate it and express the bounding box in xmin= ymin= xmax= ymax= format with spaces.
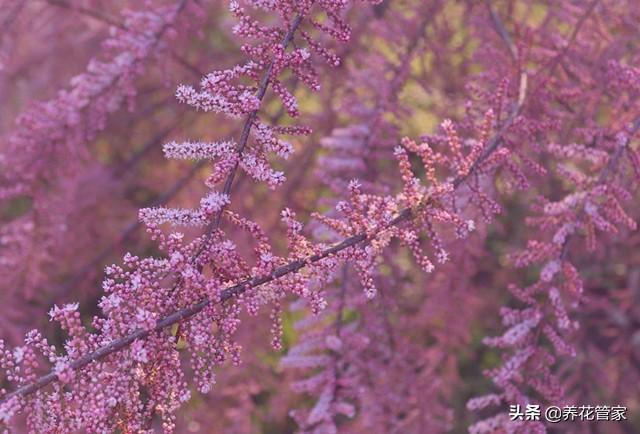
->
xmin=202 ymin=14 xmax=305 ymax=242
xmin=170 ymin=14 xmax=304 ymax=305
xmin=114 ymin=124 xmax=179 ymax=177
xmin=46 ymin=0 xmax=126 ymax=30
xmin=485 ymin=1 xmax=518 ymax=62
xmin=532 ymin=0 xmax=599 ymax=82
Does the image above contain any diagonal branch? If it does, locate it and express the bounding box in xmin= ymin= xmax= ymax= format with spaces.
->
xmin=170 ymin=14 xmax=304 ymax=304
xmin=532 ymin=0 xmax=599 ymax=83
xmin=202 ymin=14 xmax=304 ymax=240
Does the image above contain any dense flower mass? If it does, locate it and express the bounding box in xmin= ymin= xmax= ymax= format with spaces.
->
xmin=1 ymin=1 xmax=639 ymax=433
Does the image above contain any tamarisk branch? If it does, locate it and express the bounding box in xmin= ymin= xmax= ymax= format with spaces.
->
xmin=0 ymin=73 xmax=528 ymax=404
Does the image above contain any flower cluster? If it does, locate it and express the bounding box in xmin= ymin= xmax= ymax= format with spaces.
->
xmin=1 ymin=1 xmax=640 ymax=433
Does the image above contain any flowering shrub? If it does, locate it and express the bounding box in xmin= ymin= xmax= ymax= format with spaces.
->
xmin=1 ymin=1 xmax=639 ymax=433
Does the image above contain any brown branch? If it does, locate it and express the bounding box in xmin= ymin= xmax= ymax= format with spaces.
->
xmin=0 ymin=74 xmax=527 ymax=403
xmin=114 ymin=123 xmax=180 ymax=177
xmin=162 ymin=14 xmax=306 ymax=307
xmin=532 ymin=0 xmax=599 ymax=82
xmin=171 ymin=52 xmax=206 ymax=78
xmin=597 ymin=119 xmax=640 ymax=183
xmin=203 ymin=14 xmax=305 ymax=238
xmin=485 ymin=1 xmax=518 ymax=62
xmin=45 ymin=0 xmax=126 ymax=30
